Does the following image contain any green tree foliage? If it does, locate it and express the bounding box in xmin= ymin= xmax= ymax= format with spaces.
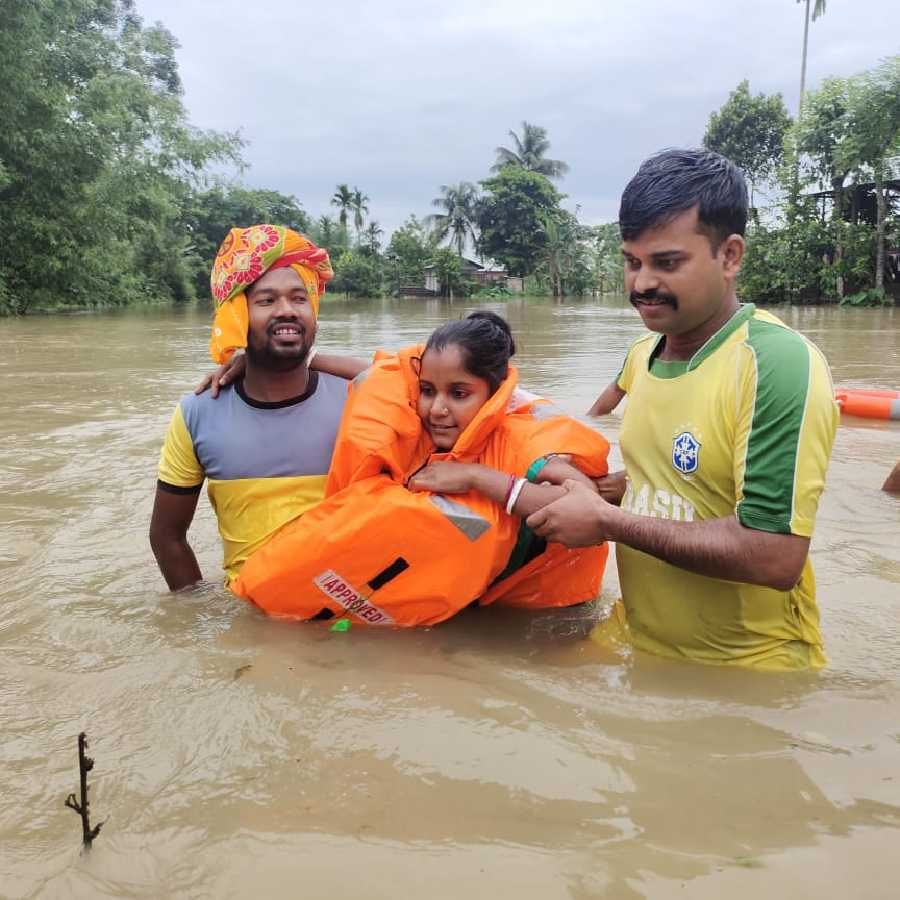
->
xmin=427 ymin=182 xmax=479 ymax=256
xmin=0 ymin=0 xmax=240 ymax=313
xmin=310 ymin=215 xmax=350 ymax=257
xmin=493 ymin=122 xmax=569 ymax=180
xmin=330 ymin=184 xmax=353 ymax=230
xmin=794 ymin=77 xmax=854 ymax=296
xmin=329 ymin=250 xmax=382 ymax=298
xmin=703 ymin=81 xmax=792 ymax=212
xmin=383 ymin=216 xmax=433 ymax=295
xmin=587 ymin=223 xmax=624 ymax=295
xmin=427 ymin=248 xmax=470 ymax=299
xmin=351 ymin=187 xmax=370 ymax=242
xmin=362 ymin=221 xmax=383 ymax=256
xmin=841 ymin=59 xmax=900 ymax=292
xmin=724 ymin=55 xmax=900 ymax=305
xmin=796 ymin=77 xmax=854 ymax=204
xmin=477 ymin=168 xmax=563 ymax=277
xmin=537 ymin=211 xmax=594 ymax=297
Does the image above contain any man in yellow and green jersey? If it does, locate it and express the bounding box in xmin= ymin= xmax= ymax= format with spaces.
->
xmin=528 ymin=149 xmax=838 ymax=671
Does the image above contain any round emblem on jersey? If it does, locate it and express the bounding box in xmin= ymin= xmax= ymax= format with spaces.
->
xmin=672 ymin=431 xmax=701 ymax=475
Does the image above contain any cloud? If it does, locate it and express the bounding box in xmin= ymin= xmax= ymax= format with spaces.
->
xmin=137 ymin=0 xmax=897 ymax=235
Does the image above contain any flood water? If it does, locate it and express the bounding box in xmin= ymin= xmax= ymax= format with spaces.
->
xmin=1 ymin=297 xmax=899 ymax=899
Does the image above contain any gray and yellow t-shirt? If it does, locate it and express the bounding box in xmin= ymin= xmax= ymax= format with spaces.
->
xmin=158 ymin=372 xmax=348 ymax=582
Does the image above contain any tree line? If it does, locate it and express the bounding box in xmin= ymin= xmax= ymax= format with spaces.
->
xmin=704 ymin=59 xmax=900 ymax=306
xmin=1 ymin=1 xmax=896 ymax=312
xmin=303 ymin=123 xmax=621 ymax=300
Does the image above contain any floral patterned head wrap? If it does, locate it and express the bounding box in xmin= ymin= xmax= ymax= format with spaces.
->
xmin=209 ymin=225 xmax=333 ymax=364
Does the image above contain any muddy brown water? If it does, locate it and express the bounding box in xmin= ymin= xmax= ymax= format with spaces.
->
xmin=1 ymin=298 xmax=898 ymax=899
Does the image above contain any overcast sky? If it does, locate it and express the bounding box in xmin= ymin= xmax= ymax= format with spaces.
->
xmin=137 ymin=0 xmax=896 ymax=236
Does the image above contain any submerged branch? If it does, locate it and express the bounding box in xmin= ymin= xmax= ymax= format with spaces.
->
xmin=64 ymin=732 xmax=104 ymax=848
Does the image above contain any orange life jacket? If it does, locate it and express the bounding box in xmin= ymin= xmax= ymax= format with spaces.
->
xmin=231 ymin=346 xmax=610 ymax=626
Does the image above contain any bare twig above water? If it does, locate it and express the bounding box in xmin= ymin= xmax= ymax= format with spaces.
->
xmin=64 ymin=732 xmax=103 ymax=848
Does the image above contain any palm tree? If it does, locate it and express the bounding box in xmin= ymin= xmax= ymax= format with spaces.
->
xmin=363 ymin=221 xmax=383 ymax=256
xmin=426 ymin=182 xmax=479 ymax=256
xmin=492 ymin=121 xmax=569 ymax=180
xmin=316 ymin=215 xmax=336 ymax=248
xmin=330 ymin=184 xmax=353 ymax=232
xmin=797 ymin=0 xmax=827 ymax=118
xmin=351 ymin=187 xmax=369 ymax=243
xmin=789 ymin=0 xmax=828 ymax=221
xmin=540 ymin=212 xmax=585 ymax=299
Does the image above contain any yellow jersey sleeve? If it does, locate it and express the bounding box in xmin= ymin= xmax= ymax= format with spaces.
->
xmin=734 ymin=320 xmax=837 ymax=537
xmin=158 ymin=404 xmax=204 ymax=490
xmin=617 ymin=336 xmax=653 ymax=392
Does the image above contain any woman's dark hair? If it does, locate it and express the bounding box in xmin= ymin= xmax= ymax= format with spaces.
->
xmin=424 ymin=310 xmax=516 ymax=394
xmin=619 ymin=148 xmax=748 ymax=251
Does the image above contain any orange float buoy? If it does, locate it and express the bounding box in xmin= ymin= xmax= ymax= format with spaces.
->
xmin=835 ymin=389 xmax=900 ymax=420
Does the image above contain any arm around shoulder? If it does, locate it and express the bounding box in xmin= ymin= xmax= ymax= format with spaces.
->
xmin=311 ymin=352 xmax=369 ymax=380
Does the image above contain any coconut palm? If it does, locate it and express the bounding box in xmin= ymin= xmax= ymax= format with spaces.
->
xmin=426 ymin=182 xmax=479 ymax=256
xmin=363 ymin=221 xmax=383 ymax=256
xmin=351 ymin=187 xmax=369 ymax=242
xmin=330 ymin=184 xmax=353 ymax=230
xmin=797 ymin=0 xmax=828 ymax=117
xmin=316 ymin=215 xmax=336 ymax=248
xmin=492 ymin=121 xmax=569 ymax=180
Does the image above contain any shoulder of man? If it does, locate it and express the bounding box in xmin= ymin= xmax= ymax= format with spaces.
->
xmin=316 ymin=370 xmax=350 ymax=391
xmin=617 ymin=331 xmax=658 ymax=390
xmin=734 ymin=307 xmax=838 ymax=536
xmin=176 ymin=383 xmax=238 ymax=435
xmin=740 ymin=308 xmax=834 ymax=392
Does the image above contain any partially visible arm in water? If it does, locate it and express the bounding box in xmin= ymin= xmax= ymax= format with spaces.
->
xmin=194 ymin=350 xmax=368 ymax=397
xmin=408 ymin=459 xmax=598 ymax=519
xmin=149 ymin=485 xmax=202 ymax=590
xmin=587 ymin=381 xmax=626 ymax=416
xmin=883 ymin=460 xmax=900 ymax=493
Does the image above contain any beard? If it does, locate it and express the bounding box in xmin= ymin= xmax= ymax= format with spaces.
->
xmin=245 ymin=319 xmax=313 ymax=372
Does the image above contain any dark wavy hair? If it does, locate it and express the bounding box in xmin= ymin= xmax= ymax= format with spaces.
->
xmin=423 ymin=310 xmax=517 ymax=394
xmin=619 ymin=148 xmax=748 ymax=251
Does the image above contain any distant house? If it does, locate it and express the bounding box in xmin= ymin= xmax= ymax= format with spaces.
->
xmin=420 ymin=258 xmax=512 ymax=295
xmin=804 ymin=158 xmax=900 ymax=294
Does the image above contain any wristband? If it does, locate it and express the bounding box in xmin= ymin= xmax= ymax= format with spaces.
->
xmin=506 ymin=478 xmax=527 ymax=515
xmin=526 ymin=456 xmax=551 ymax=483
xmin=306 ymin=346 xmax=317 ymax=367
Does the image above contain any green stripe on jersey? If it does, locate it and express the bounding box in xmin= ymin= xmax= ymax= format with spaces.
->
xmin=688 ymin=303 xmax=755 ymax=371
xmin=649 ymin=358 xmax=689 ymax=379
xmin=737 ymin=316 xmax=810 ymax=533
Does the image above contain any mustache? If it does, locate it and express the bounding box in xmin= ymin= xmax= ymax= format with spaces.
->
xmin=630 ymin=288 xmax=678 ymax=307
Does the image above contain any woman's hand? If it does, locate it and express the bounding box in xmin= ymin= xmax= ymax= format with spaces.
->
xmin=594 ymin=470 xmax=627 ymax=506
xmin=195 ymin=351 xmax=246 ymax=398
xmin=408 ymin=462 xmax=479 ymax=494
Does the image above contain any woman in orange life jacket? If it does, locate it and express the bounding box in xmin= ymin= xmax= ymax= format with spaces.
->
xmin=225 ymin=311 xmax=611 ymax=626
xmin=405 ymin=311 xmax=600 ymax=512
